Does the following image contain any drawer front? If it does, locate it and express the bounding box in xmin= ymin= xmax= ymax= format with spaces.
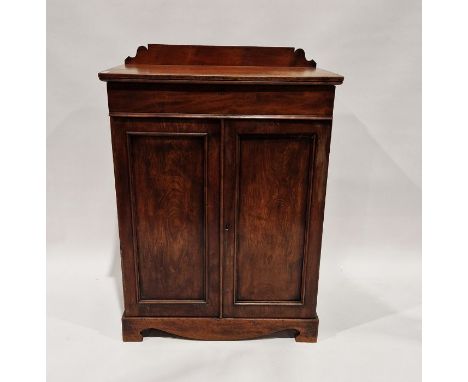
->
xmin=107 ymin=83 xmax=336 ymax=118
xmin=111 ymin=117 xmax=220 ymax=317
xmin=222 ymin=119 xmax=332 ymax=318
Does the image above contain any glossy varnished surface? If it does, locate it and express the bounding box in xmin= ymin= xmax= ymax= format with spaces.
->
xmin=106 ymin=83 xmax=336 ymax=117
xmin=223 ymin=120 xmax=332 ymax=319
xmin=111 ymin=118 xmax=220 ymax=317
xmin=100 ymin=43 xmax=343 ymax=342
xmin=99 ymin=64 xmax=343 ymax=84
xmin=236 ymin=135 xmax=312 ymax=302
xmin=122 ymin=316 xmax=318 ymax=342
xmin=123 ymin=44 xmax=317 ymax=67
xmin=129 ymin=133 xmax=206 ymax=301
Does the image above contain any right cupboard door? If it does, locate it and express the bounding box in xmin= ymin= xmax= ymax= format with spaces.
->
xmin=222 ymin=119 xmax=332 ymax=318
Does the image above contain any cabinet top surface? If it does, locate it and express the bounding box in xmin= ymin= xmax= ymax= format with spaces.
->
xmin=98 ymin=44 xmax=344 ymax=85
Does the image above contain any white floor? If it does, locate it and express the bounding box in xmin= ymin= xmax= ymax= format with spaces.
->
xmin=47 ymin=242 xmax=421 ymax=382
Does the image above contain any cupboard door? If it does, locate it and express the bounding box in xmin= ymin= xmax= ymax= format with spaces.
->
xmin=111 ymin=118 xmax=220 ymax=317
xmin=222 ymin=119 xmax=331 ymax=318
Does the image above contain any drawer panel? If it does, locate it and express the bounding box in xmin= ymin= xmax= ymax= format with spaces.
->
xmin=107 ymin=83 xmax=335 ymax=117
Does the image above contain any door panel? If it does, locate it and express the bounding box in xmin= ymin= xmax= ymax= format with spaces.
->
xmin=111 ymin=118 xmax=220 ymax=317
xmin=223 ymin=119 xmax=332 ymax=318
xmin=236 ymin=136 xmax=311 ymax=302
xmin=129 ymin=134 xmax=206 ymax=301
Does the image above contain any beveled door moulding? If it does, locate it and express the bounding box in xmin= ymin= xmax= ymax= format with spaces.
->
xmin=99 ymin=44 xmax=343 ymax=342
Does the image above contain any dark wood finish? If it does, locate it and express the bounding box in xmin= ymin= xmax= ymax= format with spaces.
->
xmin=123 ymin=44 xmax=316 ymax=67
xmin=99 ymin=44 xmax=343 ymax=342
xmin=99 ymin=65 xmax=343 ymax=84
xmin=236 ymin=135 xmax=310 ymax=302
xmin=129 ymin=133 xmax=206 ymax=301
xmin=106 ymin=83 xmax=336 ymax=117
xmin=222 ymin=120 xmax=332 ymax=319
xmin=122 ymin=316 xmax=318 ymax=342
xmin=110 ymin=118 xmax=220 ymax=317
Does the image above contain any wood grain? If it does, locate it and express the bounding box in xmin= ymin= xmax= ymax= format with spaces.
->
xmin=110 ymin=118 xmax=220 ymax=317
xmin=106 ymin=83 xmax=336 ymax=117
xmin=122 ymin=316 xmax=318 ymax=343
xmin=123 ymin=44 xmax=317 ymax=67
xmin=98 ymin=65 xmax=343 ymax=85
xmin=223 ymin=119 xmax=332 ymax=319
xmin=128 ymin=132 xmax=207 ymax=301
xmin=235 ymin=135 xmax=313 ymax=303
xmin=99 ymin=44 xmax=343 ymax=342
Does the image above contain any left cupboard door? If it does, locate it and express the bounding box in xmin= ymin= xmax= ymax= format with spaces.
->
xmin=110 ymin=117 xmax=220 ymax=317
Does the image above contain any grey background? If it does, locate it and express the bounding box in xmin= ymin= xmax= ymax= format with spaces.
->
xmin=47 ymin=1 xmax=421 ymax=381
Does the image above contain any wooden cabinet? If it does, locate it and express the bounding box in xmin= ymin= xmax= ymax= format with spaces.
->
xmin=99 ymin=44 xmax=343 ymax=342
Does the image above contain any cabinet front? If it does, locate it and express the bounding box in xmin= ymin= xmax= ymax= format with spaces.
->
xmin=222 ymin=119 xmax=332 ymax=318
xmin=111 ymin=118 xmax=220 ymax=317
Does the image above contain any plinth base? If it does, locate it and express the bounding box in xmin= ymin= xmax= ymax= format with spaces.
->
xmin=122 ymin=315 xmax=318 ymax=343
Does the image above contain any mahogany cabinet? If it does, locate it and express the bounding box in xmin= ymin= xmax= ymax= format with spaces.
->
xmin=98 ymin=44 xmax=343 ymax=342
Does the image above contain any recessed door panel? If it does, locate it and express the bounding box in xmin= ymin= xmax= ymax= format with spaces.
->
xmin=223 ymin=119 xmax=332 ymax=318
xmin=129 ymin=134 xmax=206 ymax=301
xmin=111 ymin=118 xmax=220 ymax=317
xmin=236 ymin=136 xmax=311 ymax=302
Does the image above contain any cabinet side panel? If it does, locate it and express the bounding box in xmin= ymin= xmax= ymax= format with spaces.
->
xmin=236 ymin=136 xmax=313 ymax=302
xmin=128 ymin=133 xmax=207 ymax=301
